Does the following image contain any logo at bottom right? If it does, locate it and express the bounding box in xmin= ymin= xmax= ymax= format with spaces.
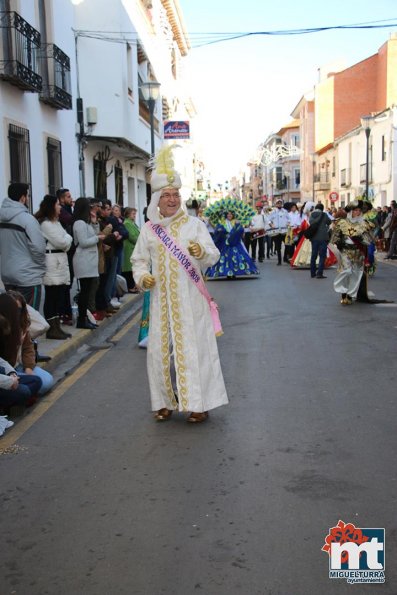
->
xmin=322 ymin=520 xmax=385 ymax=584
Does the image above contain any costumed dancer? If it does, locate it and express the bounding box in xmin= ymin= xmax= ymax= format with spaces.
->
xmin=330 ymin=199 xmax=374 ymax=304
xmin=361 ymin=198 xmax=378 ymax=277
xmin=132 ymin=145 xmax=228 ymax=423
xmin=204 ymin=198 xmax=259 ymax=279
xmin=355 ymin=197 xmax=391 ymax=303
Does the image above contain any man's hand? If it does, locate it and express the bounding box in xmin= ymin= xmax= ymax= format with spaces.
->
xmin=141 ymin=274 xmax=156 ymax=289
xmin=188 ymin=241 xmax=204 ymax=259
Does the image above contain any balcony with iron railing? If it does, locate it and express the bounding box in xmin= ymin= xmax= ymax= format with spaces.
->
xmin=314 ymin=171 xmax=331 ymax=190
xmin=39 ymin=43 xmax=72 ymax=109
xmin=0 ymin=11 xmax=42 ymax=92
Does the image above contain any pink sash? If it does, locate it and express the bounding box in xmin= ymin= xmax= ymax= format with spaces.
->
xmin=146 ymin=221 xmax=223 ymax=336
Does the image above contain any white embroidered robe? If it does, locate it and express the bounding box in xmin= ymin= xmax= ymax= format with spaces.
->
xmin=132 ymin=210 xmax=229 ymax=413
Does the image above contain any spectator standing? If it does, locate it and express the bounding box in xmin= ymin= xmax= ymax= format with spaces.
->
xmin=35 ymin=195 xmax=73 ymax=340
xmin=98 ymin=201 xmax=125 ymax=309
xmin=0 ymin=183 xmax=46 ymax=310
xmin=56 ymin=187 xmax=75 ymax=325
xmin=308 ymin=203 xmax=331 ymax=279
xmin=382 ymin=207 xmax=393 ymax=253
xmin=122 ymin=207 xmax=140 ymax=292
xmin=111 ymin=204 xmax=129 ymax=302
xmin=384 ymin=201 xmax=397 ymax=260
xmin=73 ymin=198 xmax=105 ymax=329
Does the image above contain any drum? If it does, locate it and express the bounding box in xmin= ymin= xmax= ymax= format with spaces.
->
xmin=267 ymin=227 xmax=288 ymax=237
xmin=251 ymin=229 xmax=265 ymax=240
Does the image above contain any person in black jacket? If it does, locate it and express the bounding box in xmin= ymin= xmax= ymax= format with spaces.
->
xmin=309 ymin=203 xmax=331 ymax=279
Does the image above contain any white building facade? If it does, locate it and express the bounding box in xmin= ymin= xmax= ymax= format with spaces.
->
xmin=0 ymin=0 xmax=79 ymax=211
xmin=335 ymin=107 xmax=397 ymax=208
xmin=73 ymin=0 xmax=193 ymax=226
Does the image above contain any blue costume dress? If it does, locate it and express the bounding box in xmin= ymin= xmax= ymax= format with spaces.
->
xmin=206 ymin=220 xmax=259 ymax=279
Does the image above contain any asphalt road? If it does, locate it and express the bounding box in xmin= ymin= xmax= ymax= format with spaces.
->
xmin=1 ymin=258 xmax=397 ymax=595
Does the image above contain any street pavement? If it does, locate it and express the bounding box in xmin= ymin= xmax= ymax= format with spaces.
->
xmin=1 ymin=256 xmax=397 ymax=595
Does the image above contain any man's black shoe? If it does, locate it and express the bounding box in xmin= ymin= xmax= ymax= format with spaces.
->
xmin=316 ymin=275 xmax=327 ymax=279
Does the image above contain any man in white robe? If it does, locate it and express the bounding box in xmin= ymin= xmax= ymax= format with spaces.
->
xmin=131 ymin=149 xmax=228 ymax=423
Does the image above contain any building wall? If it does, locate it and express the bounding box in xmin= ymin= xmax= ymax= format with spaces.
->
xmin=333 ymin=54 xmax=378 ymax=139
xmin=74 ymin=0 xmax=155 ymax=153
xmin=0 ymin=0 xmax=79 ymax=210
xmin=315 ymin=77 xmax=334 ymax=151
xmin=335 ymin=108 xmax=396 ymax=207
xmin=385 ymin=35 xmax=397 ymax=108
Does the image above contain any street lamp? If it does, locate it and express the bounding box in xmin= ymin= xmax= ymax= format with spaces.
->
xmin=309 ymin=153 xmax=316 ymax=201
xmin=360 ymin=114 xmax=374 ymax=199
xmin=284 ymin=171 xmax=290 ymax=202
xmin=140 ymin=81 xmax=161 ymax=157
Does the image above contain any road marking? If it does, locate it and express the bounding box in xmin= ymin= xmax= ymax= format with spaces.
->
xmin=374 ymin=303 xmax=397 ymax=307
xmin=111 ymin=310 xmax=142 ymax=341
xmin=0 ymin=310 xmax=142 ymax=452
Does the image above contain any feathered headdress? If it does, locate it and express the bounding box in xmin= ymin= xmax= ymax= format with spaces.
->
xmin=204 ymin=198 xmax=255 ymax=227
xmin=147 ymin=144 xmax=182 ymax=224
xmin=150 ymin=144 xmax=181 ymax=193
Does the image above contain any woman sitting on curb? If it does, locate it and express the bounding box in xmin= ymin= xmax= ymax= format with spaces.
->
xmin=0 ymin=294 xmax=42 ymax=414
xmin=7 ymin=290 xmax=54 ymax=396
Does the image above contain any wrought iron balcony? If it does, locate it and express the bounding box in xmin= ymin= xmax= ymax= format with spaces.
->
xmin=39 ymin=43 xmax=72 ymax=109
xmin=0 ymin=11 xmax=42 ymax=92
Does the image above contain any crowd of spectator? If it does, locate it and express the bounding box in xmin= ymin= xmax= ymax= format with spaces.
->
xmin=0 ymin=182 xmax=141 ymax=421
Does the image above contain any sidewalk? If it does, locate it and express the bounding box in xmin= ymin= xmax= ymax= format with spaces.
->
xmin=36 ymin=293 xmax=142 ymax=374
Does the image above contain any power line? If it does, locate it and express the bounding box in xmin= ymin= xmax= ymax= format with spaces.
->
xmin=73 ymin=18 xmax=397 ymax=48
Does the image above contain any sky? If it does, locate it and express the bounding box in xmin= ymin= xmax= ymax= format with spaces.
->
xmin=177 ymin=0 xmax=397 ymax=184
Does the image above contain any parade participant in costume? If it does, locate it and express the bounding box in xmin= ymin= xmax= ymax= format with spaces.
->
xmin=132 ymin=145 xmax=228 ymax=423
xmin=285 ymin=203 xmax=302 ymax=261
xmin=290 ymin=201 xmax=337 ymax=270
xmin=361 ymin=198 xmax=378 ymax=277
xmin=249 ymin=202 xmax=266 ymax=262
xmin=204 ymin=198 xmax=259 ymax=279
xmin=330 ymin=200 xmax=374 ymax=304
xmin=137 ymin=291 xmax=150 ymax=348
xmin=266 ymin=199 xmax=289 ymax=265
xmin=355 ymin=198 xmax=391 ymax=303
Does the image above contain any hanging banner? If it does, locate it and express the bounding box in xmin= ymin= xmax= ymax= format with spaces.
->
xmin=164 ymin=120 xmax=190 ymax=139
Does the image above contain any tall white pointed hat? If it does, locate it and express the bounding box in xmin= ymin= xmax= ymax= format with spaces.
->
xmin=147 ymin=144 xmax=182 ymax=223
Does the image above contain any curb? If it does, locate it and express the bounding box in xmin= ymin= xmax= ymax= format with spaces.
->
xmin=39 ymin=294 xmax=142 ymax=373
